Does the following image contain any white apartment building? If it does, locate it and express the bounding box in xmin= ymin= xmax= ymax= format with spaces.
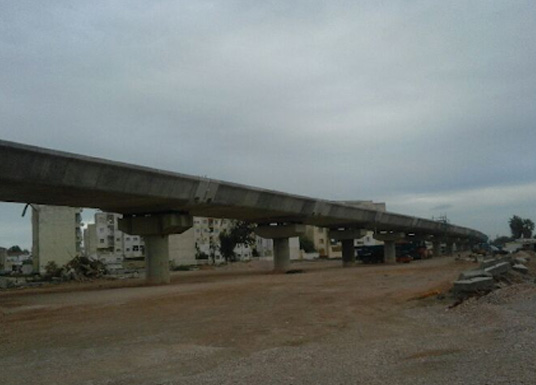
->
xmin=168 ymin=217 xmax=276 ymax=266
xmin=86 ymin=212 xmax=145 ymax=264
xmin=84 ymin=213 xmax=279 ymax=268
xmin=32 ymin=205 xmax=83 ymax=273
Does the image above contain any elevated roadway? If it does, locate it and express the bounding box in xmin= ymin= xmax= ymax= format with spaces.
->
xmin=0 ymin=140 xmax=487 ymax=283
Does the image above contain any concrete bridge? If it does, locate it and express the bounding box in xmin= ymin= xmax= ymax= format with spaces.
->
xmin=0 ymin=140 xmax=487 ymax=283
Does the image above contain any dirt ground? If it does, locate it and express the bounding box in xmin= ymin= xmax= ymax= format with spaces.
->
xmin=1 ymin=255 xmax=535 ymax=385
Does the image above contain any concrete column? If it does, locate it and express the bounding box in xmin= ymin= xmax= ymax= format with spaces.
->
xmin=373 ymin=232 xmax=405 ymax=265
xmin=144 ymin=235 xmax=170 ymax=284
xmin=255 ymin=224 xmax=306 ymax=273
xmin=445 ymin=241 xmax=454 ymax=255
xmin=273 ymin=238 xmax=291 ymax=273
xmin=384 ymin=241 xmax=396 ymax=264
xmin=432 ymin=241 xmax=442 ymax=257
xmin=118 ymin=213 xmax=192 ymax=285
xmin=329 ymin=228 xmax=367 ymax=267
xmin=341 ymin=239 xmax=355 ymax=267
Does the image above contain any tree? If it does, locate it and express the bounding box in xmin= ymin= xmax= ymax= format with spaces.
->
xmin=299 ymin=236 xmax=316 ymax=253
xmin=509 ymin=215 xmax=535 ymax=239
xmin=229 ymin=221 xmax=256 ymax=247
xmin=509 ymin=215 xmax=524 ymax=239
xmin=522 ymin=218 xmax=535 ymax=238
xmin=219 ymin=230 xmax=236 ymax=262
xmin=8 ymin=245 xmax=22 ymax=253
xmin=218 ymin=221 xmax=256 ymax=262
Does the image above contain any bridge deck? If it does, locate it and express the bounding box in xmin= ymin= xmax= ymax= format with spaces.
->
xmin=0 ymin=140 xmax=486 ymax=241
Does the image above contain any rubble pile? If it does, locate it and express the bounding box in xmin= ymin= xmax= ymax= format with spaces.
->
xmin=451 ymin=250 xmax=534 ymax=301
xmin=45 ymin=256 xmax=107 ymax=281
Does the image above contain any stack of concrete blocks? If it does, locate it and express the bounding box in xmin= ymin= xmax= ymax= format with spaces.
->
xmin=453 ymin=253 xmax=531 ymax=297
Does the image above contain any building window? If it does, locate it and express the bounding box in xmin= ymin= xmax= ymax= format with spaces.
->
xmin=126 ymin=248 xmax=130 ymax=252
xmin=133 ymin=245 xmax=139 ymax=251
xmin=99 ymin=239 xmax=104 ymax=244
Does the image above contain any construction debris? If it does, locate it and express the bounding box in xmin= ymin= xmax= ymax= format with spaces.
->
xmin=484 ymin=261 xmax=511 ymax=277
xmin=452 ymin=277 xmax=494 ymax=296
xmin=457 ymin=269 xmax=492 ymax=280
xmin=514 ymin=257 xmax=528 ymax=265
xmin=512 ymin=264 xmax=529 ymax=274
xmin=48 ymin=256 xmax=108 ymax=281
xmin=450 ymin=250 xmax=534 ymax=302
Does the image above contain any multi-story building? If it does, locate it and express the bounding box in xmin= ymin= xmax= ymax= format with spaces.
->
xmin=32 ymin=205 xmax=82 ymax=273
xmin=86 ymin=212 xmax=145 ymax=264
xmin=168 ymin=217 xmax=276 ymax=266
xmin=83 ymin=223 xmax=97 ymax=257
xmin=84 ymin=212 xmax=278 ymax=268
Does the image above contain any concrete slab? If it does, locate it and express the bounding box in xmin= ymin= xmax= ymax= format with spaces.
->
xmin=480 ymin=256 xmax=512 ymax=269
xmin=484 ymin=262 xmax=511 ymax=277
xmin=512 ymin=264 xmax=529 ymax=274
xmin=453 ymin=277 xmax=494 ymax=295
xmin=514 ymin=257 xmax=528 ymax=265
xmin=458 ymin=269 xmax=493 ymax=281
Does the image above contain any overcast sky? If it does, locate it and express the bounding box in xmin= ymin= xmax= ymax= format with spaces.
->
xmin=1 ymin=1 xmax=536 ymax=249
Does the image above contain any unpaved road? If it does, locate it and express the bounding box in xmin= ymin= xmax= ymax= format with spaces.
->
xmin=1 ymin=256 xmax=535 ymax=385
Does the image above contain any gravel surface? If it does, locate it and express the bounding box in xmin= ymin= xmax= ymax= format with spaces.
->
xmin=1 ymin=254 xmax=535 ymax=385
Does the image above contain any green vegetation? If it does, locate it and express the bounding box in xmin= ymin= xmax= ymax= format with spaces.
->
xmin=509 ymin=215 xmax=535 ymax=239
xmin=218 ymin=221 xmax=256 ymax=262
xmin=299 ymin=236 xmax=316 ymax=253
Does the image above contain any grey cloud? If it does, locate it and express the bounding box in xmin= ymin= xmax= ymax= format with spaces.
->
xmin=1 ymin=1 xmax=536 ymax=244
xmin=431 ymin=204 xmax=453 ymax=211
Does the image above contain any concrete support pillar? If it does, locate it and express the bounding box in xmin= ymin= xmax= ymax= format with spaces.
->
xmin=273 ymin=238 xmax=291 ymax=273
xmin=144 ymin=235 xmax=171 ymax=284
xmin=384 ymin=241 xmax=396 ymax=264
xmin=445 ymin=241 xmax=454 ymax=255
xmin=341 ymin=239 xmax=355 ymax=267
xmin=329 ymin=228 xmax=367 ymax=267
xmin=373 ymin=232 xmax=405 ymax=265
xmin=119 ymin=213 xmax=192 ymax=285
xmin=255 ymin=224 xmax=306 ymax=273
xmin=433 ymin=241 xmax=442 ymax=257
